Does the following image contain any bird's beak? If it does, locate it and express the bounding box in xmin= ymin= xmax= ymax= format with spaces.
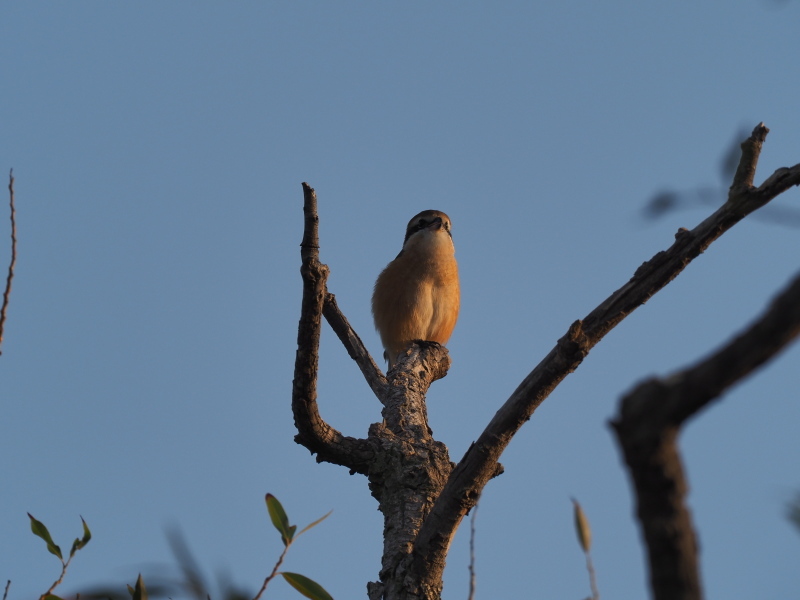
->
xmin=426 ymin=217 xmax=443 ymax=230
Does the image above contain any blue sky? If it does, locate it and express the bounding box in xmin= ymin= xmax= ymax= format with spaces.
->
xmin=1 ymin=2 xmax=799 ymax=599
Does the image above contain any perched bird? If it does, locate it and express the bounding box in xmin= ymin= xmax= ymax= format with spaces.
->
xmin=372 ymin=210 xmax=460 ymax=368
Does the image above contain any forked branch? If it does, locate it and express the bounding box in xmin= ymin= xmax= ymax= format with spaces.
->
xmin=291 ymin=183 xmax=373 ymax=473
xmin=290 ymin=124 xmax=800 ymax=600
xmin=410 ymin=123 xmax=800 ymax=585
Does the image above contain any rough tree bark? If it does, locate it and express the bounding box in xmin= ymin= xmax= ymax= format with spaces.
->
xmin=291 ymin=123 xmax=800 ymax=600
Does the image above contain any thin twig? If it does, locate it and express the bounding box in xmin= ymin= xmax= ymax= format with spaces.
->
xmin=252 ymin=543 xmax=290 ymax=600
xmin=585 ymin=551 xmax=599 ymax=600
xmin=2 ymin=580 xmax=10 ymax=600
xmin=0 ymin=169 xmax=17 ymax=355
xmin=467 ymin=499 xmax=479 ymax=600
xmin=323 ymin=292 xmax=388 ymax=397
xmin=40 ymin=557 xmax=71 ymax=600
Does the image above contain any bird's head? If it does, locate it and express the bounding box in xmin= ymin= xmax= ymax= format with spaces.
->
xmin=402 ymin=210 xmax=454 ymax=251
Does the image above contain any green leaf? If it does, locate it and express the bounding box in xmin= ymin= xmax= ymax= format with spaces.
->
xmin=282 ymin=572 xmax=334 ymax=600
xmin=130 ymin=573 xmax=148 ymax=600
xmin=266 ymin=493 xmax=293 ymax=545
xmin=571 ymin=498 xmax=592 ymax=553
xmin=28 ymin=513 xmax=62 ymax=560
xmin=296 ymin=509 xmax=333 ymax=537
xmin=42 ymin=595 xmax=63 ymax=600
xmin=69 ymin=516 xmax=92 ymax=557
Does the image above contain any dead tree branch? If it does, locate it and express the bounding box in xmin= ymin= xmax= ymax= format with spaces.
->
xmin=291 ymin=183 xmax=374 ymax=473
xmin=410 ymin=124 xmax=800 ymax=587
xmin=610 ymin=268 xmax=800 ymax=600
xmin=0 ymin=169 xmax=17 ymax=355
xmin=323 ymin=292 xmax=389 ymax=398
xmin=292 ymin=184 xmax=456 ymax=600
xmin=291 ymin=124 xmax=800 ymax=599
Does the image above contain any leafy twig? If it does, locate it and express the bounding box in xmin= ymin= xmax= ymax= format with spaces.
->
xmin=254 ymin=494 xmax=333 ymax=600
xmin=28 ymin=514 xmax=91 ymax=600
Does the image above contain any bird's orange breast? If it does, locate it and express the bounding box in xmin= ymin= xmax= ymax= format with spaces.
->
xmin=372 ymin=239 xmax=459 ymax=365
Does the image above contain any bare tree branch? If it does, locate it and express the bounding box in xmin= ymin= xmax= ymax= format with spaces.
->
xmin=323 ymin=292 xmax=389 ymax=398
xmin=411 ymin=123 xmax=800 ymax=586
xmin=610 ymin=268 xmax=800 ymax=600
xmin=291 ymin=183 xmax=373 ymax=473
xmin=291 ymin=124 xmax=800 ymax=600
xmin=730 ymin=122 xmax=767 ymax=191
xmin=292 ymin=183 xmax=457 ymax=600
xmin=0 ymin=169 xmax=17 ymax=355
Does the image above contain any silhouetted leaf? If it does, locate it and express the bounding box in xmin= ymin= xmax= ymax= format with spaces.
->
xmin=788 ymin=492 xmax=800 ymax=533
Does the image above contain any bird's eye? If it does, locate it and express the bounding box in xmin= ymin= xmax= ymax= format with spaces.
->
xmin=416 ymin=219 xmax=428 ymax=230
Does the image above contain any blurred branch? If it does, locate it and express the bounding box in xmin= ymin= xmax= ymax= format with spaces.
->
xmin=788 ymin=492 xmax=800 ymax=534
xmin=611 ymin=267 xmax=800 ymax=600
xmin=166 ymin=526 xmax=209 ymax=600
xmin=643 ymin=126 xmax=800 ymax=226
xmin=77 ymin=527 xmax=250 ymax=600
xmin=0 ymin=169 xmax=17 ymax=355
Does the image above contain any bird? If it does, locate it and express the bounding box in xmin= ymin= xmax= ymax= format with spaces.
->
xmin=372 ymin=209 xmax=460 ymax=368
